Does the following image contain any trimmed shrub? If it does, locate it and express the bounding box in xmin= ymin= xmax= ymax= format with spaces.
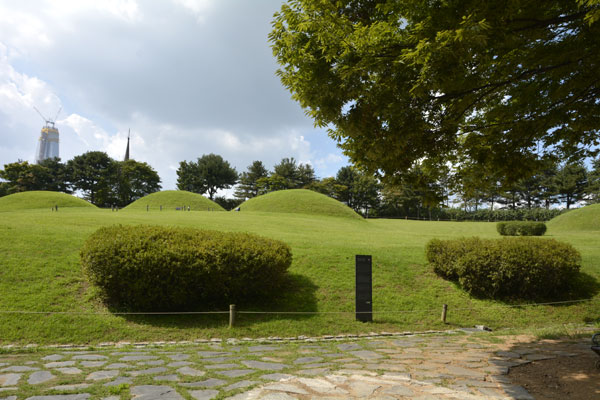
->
xmin=81 ymin=225 xmax=292 ymax=311
xmin=497 ymin=221 xmax=547 ymax=236
xmin=426 ymin=237 xmax=581 ymax=300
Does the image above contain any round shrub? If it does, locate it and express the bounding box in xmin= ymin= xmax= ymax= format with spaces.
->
xmin=81 ymin=225 xmax=292 ymax=311
xmin=496 ymin=221 xmax=547 ymax=236
xmin=426 ymin=237 xmax=581 ymax=300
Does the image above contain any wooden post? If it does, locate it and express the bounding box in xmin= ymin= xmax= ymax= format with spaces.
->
xmin=441 ymin=304 xmax=448 ymax=323
xmin=229 ymin=304 xmax=236 ymax=328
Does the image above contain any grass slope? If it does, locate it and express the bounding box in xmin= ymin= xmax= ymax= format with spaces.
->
xmin=0 ymin=191 xmax=94 ymax=211
xmin=238 ymin=189 xmax=361 ymax=219
xmin=1 ymin=208 xmax=598 ymax=345
xmin=547 ymin=204 xmax=600 ymax=232
xmin=125 ymin=190 xmax=224 ymax=211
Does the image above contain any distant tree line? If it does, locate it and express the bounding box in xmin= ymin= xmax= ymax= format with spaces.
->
xmin=0 ymin=152 xmax=161 ymax=207
xmin=177 ymin=154 xmax=600 ymax=219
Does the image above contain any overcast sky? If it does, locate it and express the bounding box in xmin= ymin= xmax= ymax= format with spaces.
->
xmin=0 ymin=0 xmax=349 ymax=193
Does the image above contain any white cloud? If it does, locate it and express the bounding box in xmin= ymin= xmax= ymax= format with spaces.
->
xmin=171 ymin=0 xmax=212 ymax=22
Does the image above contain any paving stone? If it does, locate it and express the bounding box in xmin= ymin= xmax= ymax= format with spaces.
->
xmin=381 ymin=384 xmax=414 ymax=396
xmin=258 ymin=394 xmax=298 ymax=400
xmin=261 ymin=357 xmax=284 ymax=363
xmin=224 ymin=380 xmax=257 ymax=391
xmin=28 ymin=371 xmax=55 ymax=385
xmin=218 ymin=369 xmax=254 ymax=378
xmin=496 ymin=351 xmax=521 ymax=358
xmin=180 ymin=378 xmax=226 ymax=388
xmin=130 ymin=367 xmax=168 ymax=376
xmin=1 ymin=366 xmax=39 ymax=372
xmin=55 ymin=368 xmax=82 ymax=375
xmin=499 ymin=384 xmax=535 ymax=400
xmin=120 ymin=355 xmax=158 ymax=362
xmin=176 ymin=367 xmax=205 ymax=377
xmin=104 ymin=377 xmax=133 ymax=387
xmin=111 ymin=351 xmax=146 ymax=356
xmin=86 ymin=370 xmax=119 ymax=381
xmin=167 ymin=354 xmax=189 ymax=361
xmin=45 ymin=361 xmax=76 ymax=368
xmin=204 ymin=363 xmax=239 ymax=370
xmin=263 ymin=383 xmax=309 ymax=395
xmin=104 ymin=363 xmax=132 ymax=369
xmin=296 ymin=368 xmax=330 ymax=376
xmin=523 ymin=354 xmax=556 ymax=361
xmin=167 ymin=361 xmax=192 ymax=368
xmin=197 ymin=351 xmax=230 ymax=358
xmin=72 ymin=355 xmax=107 ymax=361
xmin=137 ymin=360 xmax=165 ymax=366
xmin=0 ymin=374 xmax=21 ymax=387
xmin=297 ymin=377 xmax=346 ymax=394
xmin=445 ymin=365 xmax=486 ymax=379
xmin=293 ymin=357 xmax=323 ymax=364
xmin=154 ymin=375 xmax=179 ymax=382
xmin=188 ymin=390 xmax=219 ymax=400
xmin=202 ymin=357 xmax=237 ymax=363
xmin=0 ymin=396 xmax=17 ymax=400
xmin=248 ymin=345 xmax=279 ymax=352
xmin=476 ymin=387 xmax=507 ymax=398
xmin=337 ymin=343 xmax=362 ymax=351
xmin=260 ymin=373 xmax=295 ymax=381
xmin=101 ymin=397 xmax=120 ymax=400
xmin=348 ymin=350 xmax=383 ymax=360
xmin=80 ymin=361 xmax=106 ymax=368
xmin=348 ymin=381 xmax=381 ymax=397
xmin=130 ymin=385 xmax=184 ymax=399
xmin=42 ymin=355 xmax=64 ymax=361
xmin=50 ymin=383 xmax=91 ymax=391
xmin=242 ymin=361 xmax=287 ymax=371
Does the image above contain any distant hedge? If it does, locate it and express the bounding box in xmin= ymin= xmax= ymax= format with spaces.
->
xmin=426 ymin=237 xmax=581 ymax=300
xmin=376 ymin=207 xmax=565 ymax=221
xmin=497 ymin=221 xmax=547 ymax=236
xmin=81 ymin=225 xmax=292 ymax=311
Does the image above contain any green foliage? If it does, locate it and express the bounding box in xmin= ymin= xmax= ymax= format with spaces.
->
xmin=124 ymin=190 xmax=224 ymax=211
xmin=0 ymin=191 xmax=95 ymax=211
xmin=270 ymin=0 xmax=600 ymax=185
xmin=255 ymin=158 xmax=316 ymax=194
xmin=176 ymin=154 xmax=238 ymax=200
xmin=67 ymin=151 xmax=117 ymax=206
xmin=0 ymin=159 xmax=70 ymax=195
xmin=234 ymin=160 xmax=269 ymax=200
xmin=80 ymin=225 xmax=292 ymax=311
xmin=496 ymin=221 xmax=547 ymax=236
xmin=555 ymin=162 xmax=588 ymax=209
xmin=115 ymin=160 xmax=162 ymax=206
xmin=238 ymin=188 xmax=362 ymax=219
xmin=426 ymin=237 xmax=581 ymax=300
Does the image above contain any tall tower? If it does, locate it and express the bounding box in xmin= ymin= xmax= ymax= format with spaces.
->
xmin=34 ymin=107 xmax=61 ymax=164
xmin=124 ymin=129 xmax=130 ymax=161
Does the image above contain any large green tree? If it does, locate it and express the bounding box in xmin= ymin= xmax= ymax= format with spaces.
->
xmin=270 ymin=0 xmax=600 ymax=184
xmin=67 ymin=152 xmax=116 ymax=206
xmin=234 ymin=160 xmax=269 ymax=200
xmin=115 ymin=160 xmax=162 ymax=206
xmin=176 ymin=154 xmax=238 ymax=200
xmin=0 ymin=159 xmax=70 ymax=195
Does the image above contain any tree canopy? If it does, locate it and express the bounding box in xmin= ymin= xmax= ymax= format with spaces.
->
xmin=270 ymin=0 xmax=600 ymax=184
xmin=176 ymin=154 xmax=238 ymax=200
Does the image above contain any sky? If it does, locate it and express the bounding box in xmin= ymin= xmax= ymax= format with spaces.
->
xmin=0 ymin=0 xmax=349 ymax=193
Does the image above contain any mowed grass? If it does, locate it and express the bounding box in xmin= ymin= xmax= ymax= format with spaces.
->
xmin=0 ymin=204 xmax=599 ymax=345
xmin=0 ymin=191 xmax=95 ymax=211
xmin=125 ymin=190 xmax=224 ymax=211
xmin=547 ymin=203 xmax=600 ymax=232
xmin=238 ymin=189 xmax=362 ymax=219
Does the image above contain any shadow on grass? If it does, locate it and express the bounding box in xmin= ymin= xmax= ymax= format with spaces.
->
xmin=117 ymin=272 xmax=319 ymax=329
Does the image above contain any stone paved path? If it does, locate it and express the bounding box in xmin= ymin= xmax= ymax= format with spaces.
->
xmin=0 ymin=332 xmax=590 ymax=399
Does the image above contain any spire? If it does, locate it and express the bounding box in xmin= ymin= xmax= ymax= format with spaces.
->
xmin=124 ymin=129 xmax=130 ymax=161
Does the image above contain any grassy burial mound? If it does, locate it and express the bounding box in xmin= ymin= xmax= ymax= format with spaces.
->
xmin=124 ymin=190 xmax=225 ymax=211
xmin=238 ymin=189 xmax=362 ymax=219
xmin=0 ymin=191 xmax=94 ymax=211
xmin=547 ymin=204 xmax=600 ymax=232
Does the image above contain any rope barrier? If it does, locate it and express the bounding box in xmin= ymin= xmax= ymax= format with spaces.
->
xmin=0 ymin=298 xmax=594 ymax=316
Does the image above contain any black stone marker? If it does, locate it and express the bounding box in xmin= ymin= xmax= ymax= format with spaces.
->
xmin=355 ymin=254 xmax=372 ymax=322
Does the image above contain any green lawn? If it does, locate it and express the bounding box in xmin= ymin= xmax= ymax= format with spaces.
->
xmin=0 ymin=206 xmax=598 ymax=345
